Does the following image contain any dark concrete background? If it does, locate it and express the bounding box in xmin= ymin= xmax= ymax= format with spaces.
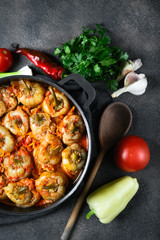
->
xmin=0 ymin=0 xmax=160 ymax=239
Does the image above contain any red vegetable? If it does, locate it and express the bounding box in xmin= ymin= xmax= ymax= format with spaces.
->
xmin=114 ymin=135 xmax=150 ymax=172
xmin=15 ymin=48 xmax=65 ymax=80
xmin=0 ymin=48 xmax=13 ymax=72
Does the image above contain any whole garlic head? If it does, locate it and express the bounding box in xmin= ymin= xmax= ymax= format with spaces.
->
xmin=112 ymin=72 xmax=148 ymax=98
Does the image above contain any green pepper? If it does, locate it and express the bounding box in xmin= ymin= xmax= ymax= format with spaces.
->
xmin=86 ymin=176 xmax=139 ymax=224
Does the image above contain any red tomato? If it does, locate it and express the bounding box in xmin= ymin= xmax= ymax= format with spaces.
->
xmin=114 ymin=135 xmax=150 ymax=172
xmin=0 ymin=48 xmax=13 ymax=72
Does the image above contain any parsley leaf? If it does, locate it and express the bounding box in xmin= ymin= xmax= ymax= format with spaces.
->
xmin=54 ymin=47 xmax=61 ymax=55
xmin=54 ymin=25 xmax=129 ymax=90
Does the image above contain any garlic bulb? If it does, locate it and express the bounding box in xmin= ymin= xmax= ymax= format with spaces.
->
xmin=112 ymin=72 xmax=148 ymax=98
xmin=117 ymin=59 xmax=142 ymax=81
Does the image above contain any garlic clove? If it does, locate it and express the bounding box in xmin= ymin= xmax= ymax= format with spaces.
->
xmin=111 ymin=86 xmax=128 ymax=98
xmin=112 ymin=72 xmax=148 ymax=98
xmin=117 ymin=59 xmax=142 ymax=81
xmin=124 ymin=72 xmax=145 ymax=86
xmin=132 ymin=59 xmax=143 ymax=71
xmin=124 ymin=76 xmax=148 ymax=95
xmin=124 ymin=72 xmax=146 ymax=86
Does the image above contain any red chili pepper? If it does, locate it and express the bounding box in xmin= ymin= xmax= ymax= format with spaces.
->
xmin=15 ymin=48 xmax=65 ymax=80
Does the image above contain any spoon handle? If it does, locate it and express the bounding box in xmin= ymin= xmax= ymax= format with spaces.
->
xmin=61 ymin=148 xmax=106 ymax=240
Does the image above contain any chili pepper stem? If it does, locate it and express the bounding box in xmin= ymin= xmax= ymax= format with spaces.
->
xmin=61 ymin=71 xmax=68 ymax=78
xmin=86 ymin=209 xmax=95 ymax=219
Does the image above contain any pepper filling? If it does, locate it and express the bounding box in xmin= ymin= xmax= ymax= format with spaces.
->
xmin=34 ymin=113 xmax=46 ymax=127
xmin=70 ymin=150 xmax=82 ymax=164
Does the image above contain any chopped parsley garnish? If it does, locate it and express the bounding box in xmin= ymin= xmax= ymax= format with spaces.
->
xmin=54 ymin=24 xmax=129 ymax=91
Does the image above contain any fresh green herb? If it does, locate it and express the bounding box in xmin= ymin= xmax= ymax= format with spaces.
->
xmin=54 ymin=24 xmax=129 ymax=90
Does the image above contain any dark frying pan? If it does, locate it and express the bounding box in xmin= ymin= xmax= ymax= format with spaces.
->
xmin=0 ymin=73 xmax=96 ymax=215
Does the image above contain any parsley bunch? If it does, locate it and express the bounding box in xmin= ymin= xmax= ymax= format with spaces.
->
xmin=54 ymin=24 xmax=129 ymax=90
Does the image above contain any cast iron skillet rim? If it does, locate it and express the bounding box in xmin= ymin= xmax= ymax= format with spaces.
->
xmin=0 ymin=75 xmax=92 ymax=215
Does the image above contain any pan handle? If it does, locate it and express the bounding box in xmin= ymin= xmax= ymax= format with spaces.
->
xmin=58 ymin=74 xmax=96 ymax=111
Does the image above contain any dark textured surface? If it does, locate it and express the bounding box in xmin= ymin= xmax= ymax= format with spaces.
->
xmin=0 ymin=0 xmax=160 ymax=239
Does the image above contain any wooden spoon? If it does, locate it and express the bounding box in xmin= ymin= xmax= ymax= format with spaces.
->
xmin=61 ymin=102 xmax=132 ymax=240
